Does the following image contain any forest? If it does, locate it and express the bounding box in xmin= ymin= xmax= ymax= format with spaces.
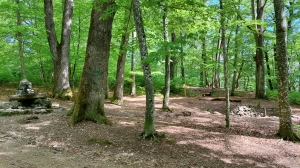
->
xmin=0 ymin=0 xmax=300 ymax=167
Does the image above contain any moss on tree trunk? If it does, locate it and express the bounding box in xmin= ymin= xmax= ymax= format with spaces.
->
xmin=68 ymin=0 xmax=116 ymax=126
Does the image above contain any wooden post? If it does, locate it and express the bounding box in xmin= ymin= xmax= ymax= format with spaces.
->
xmin=182 ymin=84 xmax=187 ymax=97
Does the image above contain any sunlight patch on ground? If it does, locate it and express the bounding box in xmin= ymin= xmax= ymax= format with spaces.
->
xmin=0 ymin=152 xmax=14 ymax=156
xmin=157 ymin=126 xmax=204 ymax=134
xmin=21 ymin=120 xmax=52 ymax=130
xmin=117 ymin=121 xmax=136 ymax=126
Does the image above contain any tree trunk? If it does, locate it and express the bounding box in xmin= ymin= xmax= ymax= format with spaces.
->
xmin=170 ymin=32 xmax=177 ymax=80
xmin=162 ymin=7 xmax=170 ymax=111
xmin=220 ymin=0 xmax=230 ymax=128
xmin=265 ymin=51 xmax=274 ymax=90
xmin=68 ymin=0 xmax=116 ymax=126
xmin=132 ymin=0 xmax=156 ymax=138
xmin=180 ymin=33 xmax=185 ymax=84
xmin=274 ymin=0 xmax=300 ymax=141
xmin=44 ymin=0 xmax=73 ymax=99
xmin=214 ymin=29 xmax=222 ymax=88
xmin=235 ymin=59 xmax=244 ymax=89
xmin=130 ymin=32 xmax=136 ymax=96
xmin=252 ymin=0 xmax=266 ymax=99
xmin=16 ymin=0 xmax=26 ymax=80
xmin=70 ymin=17 xmax=81 ymax=88
xmin=201 ymin=36 xmax=209 ymax=87
xmin=231 ymin=24 xmax=240 ymax=96
xmin=113 ymin=4 xmax=132 ymax=105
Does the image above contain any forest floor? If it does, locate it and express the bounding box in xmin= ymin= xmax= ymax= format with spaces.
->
xmin=0 ymin=86 xmax=300 ymax=168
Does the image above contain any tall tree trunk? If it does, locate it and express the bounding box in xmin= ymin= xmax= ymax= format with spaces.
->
xmin=16 ymin=0 xmax=26 ymax=80
xmin=274 ymin=0 xmax=300 ymax=141
xmin=132 ymin=0 xmax=156 ymax=138
xmin=214 ymin=29 xmax=222 ymax=88
xmin=252 ymin=0 xmax=266 ymax=99
xmin=162 ymin=7 xmax=170 ymax=111
xmin=170 ymin=32 xmax=177 ymax=80
xmin=44 ymin=0 xmax=73 ymax=99
xmin=130 ymin=32 xmax=136 ymax=96
xmin=70 ymin=17 xmax=81 ymax=88
xmin=235 ymin=59 xmax=244 ymax=89
xmin=113 ymin=4 xmax=132 ymax=105
xmin=220 ymin=0 xmax=230 ymax=128
xmin=265 ymin=51 xmax=274 ymax=90
xmin=231 ymin=24 xmax=240 ymax=96
xmin=201 ymin=36 xmax=208 ymax=87
xmin=68 ymin=0 xmax=116 ymax=126
xmin=180 ymin=33 xmax=185 ymax=84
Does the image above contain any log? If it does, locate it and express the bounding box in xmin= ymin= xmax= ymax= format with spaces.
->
xmin=199 ymin=97 xmax=241 ymax=102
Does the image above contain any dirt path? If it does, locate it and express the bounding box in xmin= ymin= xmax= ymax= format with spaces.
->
xmin=0 ymin=87 xmax=300 ymax=168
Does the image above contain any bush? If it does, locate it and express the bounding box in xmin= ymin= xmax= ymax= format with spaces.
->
xmin=294 ymin=124 xmax=300 ymax=136
xmin=266 ymin=90 xmax=300 ymax=105
xmin=266 ymin=89 xmax=278 ymax=100
xmin=289 ymin=91 xmax=300 ymax=105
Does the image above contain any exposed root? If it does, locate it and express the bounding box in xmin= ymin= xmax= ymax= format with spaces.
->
xmin=276 ymin=132 xmax=300 ymax=142
xmin=139 ymin=132 xmax=166 ymax=142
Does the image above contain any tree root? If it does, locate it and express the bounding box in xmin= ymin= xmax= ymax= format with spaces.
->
xmin=139 ymin=132 xmax=166 ymax=141
xmin=276 ymin=132 xmax=300 ymax=142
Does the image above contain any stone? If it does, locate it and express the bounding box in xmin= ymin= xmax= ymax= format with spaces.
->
xmin=16 ymin=79 xmax=34 ymax=95
xmin=230 ymin=106 xmax=261 ymax=117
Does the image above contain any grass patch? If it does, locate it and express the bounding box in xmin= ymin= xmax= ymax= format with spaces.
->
xmin=87 ymin=137 xmax=114 ymax=145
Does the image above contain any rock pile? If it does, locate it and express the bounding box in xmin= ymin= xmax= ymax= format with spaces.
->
xmin=230 ymin=106 xmax=262 ymax=117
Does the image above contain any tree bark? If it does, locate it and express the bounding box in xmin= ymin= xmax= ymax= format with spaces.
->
xmin=265 ymin=50 xmax=274 ymax=90
xmin=68 ymin=0 xmax=116 ymax=126
xmin=214 ymin=29 xmax=222 ymax=88
xmin=274 ymin=0 xmax=300 ymax=141
xmin=16 ymin=0 xmax=26 ymax=80
xmin=44 ymin=0 xmax=73 ymax=99
xmin=162 ymin=7 xmax=170 ymax=111
xmin=201 ymin=36 xmax=209 ymax=87
xmin=220 ymin=0 xmax=230 ymax=128
xmin=132 ymin=0 xmax=156 ymax=138
xmin=251 ymin=0 xmax=266 ymax=99
xmin=170 ymin=32 xmax=177 ymax=80
xmin=235 ymin=59 xmax=244 ymax=89
xmin=113 ymin=4 xmax=132 ymax=105
xmin=231 ymin=24 xmax=240 ymax=96
xmin=130 ymin=32 xmax=137 ymax=96
xmin=180 ymin=33 xmax=185 ymax=84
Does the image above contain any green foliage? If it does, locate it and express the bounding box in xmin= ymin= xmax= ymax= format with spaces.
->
xmin=266 ymin=90 xmax=278 ymax=100
xmin=294 ymin=125 xmax=300 ymax=136
xmin=267 ymin=90 xmax=300 ymax=105
xmin=289 ymin=92 xmax=300 ymax=105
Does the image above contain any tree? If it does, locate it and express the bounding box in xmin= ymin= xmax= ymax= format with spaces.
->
xmin=220 ymin=0 xmax=230 ymax=128
xmin=162 ymin=7 xmax=171 ymax=111
xmin=170 ymin=32 xmax=177 ymax=80
xmin=129 ymin=32 xmax=137 ymax=96
xmin=112 ymin=3 xmax=132 ymax=105
xmin=68 ymin=0 xmax=116 ymax=126
xmin=44 ymin=0 xmax=73 ymax=99
xmin=132 ymin=0 xmax=156 ymax=138
xmin=251 ymin=0 xmax=267 ymax=99
xmin=274 ymin=0 xmax=300 ymax=141
xmin=16 ymin=0 xmax=26 ymax=80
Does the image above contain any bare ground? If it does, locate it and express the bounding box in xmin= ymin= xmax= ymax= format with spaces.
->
xmin=0 ymin=87 xmax=300 ymax=168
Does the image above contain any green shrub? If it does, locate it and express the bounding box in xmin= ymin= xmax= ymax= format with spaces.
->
xmin=294 ymin=124 xmax=300 ymax=136
xmin=266 ymin=89 xmax=278 ymax=100
xmin=289 ymin=92 xmax=300 ymax=105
